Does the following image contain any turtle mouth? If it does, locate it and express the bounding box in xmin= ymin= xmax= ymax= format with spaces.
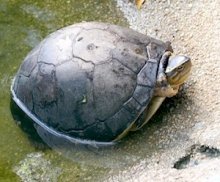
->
xmin=168 ymin=68 xmax=191 ymax=86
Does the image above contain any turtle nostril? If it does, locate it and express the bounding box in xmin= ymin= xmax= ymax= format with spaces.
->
xmin=87 ymin=43 xmax=97 ymax=50
xmin=77 ymin=37 xmax=83 ymax=41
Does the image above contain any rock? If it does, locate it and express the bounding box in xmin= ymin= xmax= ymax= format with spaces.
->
xmin=13 ymin=152 xmax=62 ymax=182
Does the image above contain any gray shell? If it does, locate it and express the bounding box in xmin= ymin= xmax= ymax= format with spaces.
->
xmin=11 ymin=22 xmax=171 ymax=142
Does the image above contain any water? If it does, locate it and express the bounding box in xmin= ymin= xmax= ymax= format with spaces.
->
xmin=0 ymin=1 xmax=129 ymax=181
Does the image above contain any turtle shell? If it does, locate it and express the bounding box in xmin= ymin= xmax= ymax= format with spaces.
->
xmin=11 ymin=22 xmax=172 ymax=143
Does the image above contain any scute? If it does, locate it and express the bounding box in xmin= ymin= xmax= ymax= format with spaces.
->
xmin=15 ymin=74 xmax=34 ymax=110
xmin=73 ymin=29 xmax=117 ymax=64
xmin=105 ymin=107 xmax=136 ymax=140
xmin=32 ymin=63 xmax=59 ymax=128
xmin=112 ymin=40 xmax=148 ymax=73
xmin=38 ymin=27 xmax=82 ymax=65
xmin=83 ymin=122 xmax=111 ymax=141
xmin=93 ymin=60 xmax=136 ymax=121
xmin=11 ymin=22 xmax=170 ymax=143
xmin=123 ymin=97 xmax=142 ymax=116
xmin=133 ymin=85 xmax=153 ymax=106
xmin=137 ymin=60 xmax=158 ymax=87
xmin=55 ymin=60 xmax=96 ymax=130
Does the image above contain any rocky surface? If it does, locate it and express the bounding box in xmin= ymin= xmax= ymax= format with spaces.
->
xmin=13 ymin=152 xmax=62 ymax=182
xmin=107 ymin=0 xmax=220 ymax=181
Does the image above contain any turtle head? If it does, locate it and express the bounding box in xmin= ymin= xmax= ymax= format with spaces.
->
xmin=165 ymin=55 xmax=192 ymax=87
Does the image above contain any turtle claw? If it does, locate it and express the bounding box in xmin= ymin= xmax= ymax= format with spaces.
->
xmin=135 ymin=0 xmax=146 ymax=9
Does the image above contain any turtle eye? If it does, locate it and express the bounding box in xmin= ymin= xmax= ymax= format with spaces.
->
xmin=177 ymin=65 xmax=184 ymax=72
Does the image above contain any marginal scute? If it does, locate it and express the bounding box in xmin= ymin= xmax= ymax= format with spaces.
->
xmin=83 ymin=122 xmax=112 ymax=141
xmin=12 ymin=75 xmax=19 ymax=94
xmin=105 ymin=107 xmax=135 ymax=139
xmin=15 ymin=74 xmax=34 ymax=111
xmin=123 ymin=97 xmax=143 ymax=116
xmin=133 ymin=85 xmax=154 ymax=106
xmin=137 ymin=61 xmax=158 ymax=87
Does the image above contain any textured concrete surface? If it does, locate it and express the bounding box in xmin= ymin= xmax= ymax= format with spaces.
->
xmin=106 ymin=0 xmax=220 ymax=181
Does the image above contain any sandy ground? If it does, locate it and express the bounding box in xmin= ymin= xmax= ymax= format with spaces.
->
xmin=107 ymin=0 xmax=220 ymax=181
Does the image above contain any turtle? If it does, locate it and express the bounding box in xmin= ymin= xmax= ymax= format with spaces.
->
xmin=11 ymin=22 xmax=192 ymax=145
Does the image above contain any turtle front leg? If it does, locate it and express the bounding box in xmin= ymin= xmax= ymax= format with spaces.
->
xmin=154 ymin=84 xmax=179 ymax=98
